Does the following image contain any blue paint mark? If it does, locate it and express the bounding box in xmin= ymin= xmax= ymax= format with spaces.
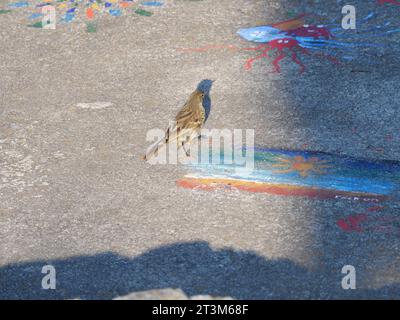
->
xmin=109 ymin=9 xmax=122 ymax=16
xmin=62 ymin=12 xmax=75 ymax=23
xmin=8 ymin=1 xmax=29 ymax=8
xmin=28 ymin=13 xmax=43 ymax=19
xmin=36 ymin=2 xmax=52 ymax=7
xmin=237 ymin=26 xmax=286 ymax=43
xmin=142 ymin=1 xmax=164 ymax=6
xmin=184 ymin=147 xmax=400 ymax=196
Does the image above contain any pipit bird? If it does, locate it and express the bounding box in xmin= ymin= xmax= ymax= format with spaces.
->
xmin=143 ymin=89 xmax=206 ymax=161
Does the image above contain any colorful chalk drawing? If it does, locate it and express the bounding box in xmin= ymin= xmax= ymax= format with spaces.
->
xmin=271 ymin=155 xmax=331 ymax=178
xmin=1 ymin=0 xmax=167 ymax=31
xmin=178 ymin=11 xmax=400 ymax=74
xmin=177 ymin=147 xmax=400 ymax=202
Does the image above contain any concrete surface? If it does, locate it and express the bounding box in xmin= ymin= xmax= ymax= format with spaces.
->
xmin=1 ymin=0 xmax=400 ymax=299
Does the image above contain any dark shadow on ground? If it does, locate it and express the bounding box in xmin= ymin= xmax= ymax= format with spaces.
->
xmin=1 ymin=241 xmax=399 ymax=300
xmin=239 ymin=1 xmax=400 ymax=299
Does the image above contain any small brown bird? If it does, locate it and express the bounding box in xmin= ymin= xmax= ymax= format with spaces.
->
xmin=144 ymin=89 xmax=206 ymax=161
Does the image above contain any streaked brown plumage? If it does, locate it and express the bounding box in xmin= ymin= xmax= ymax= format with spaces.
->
xmin=144 ymin=89 xmax=206 ymax=161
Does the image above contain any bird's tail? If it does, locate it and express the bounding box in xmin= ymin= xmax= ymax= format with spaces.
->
xmin=143 ymin=125 xmax=175 ymax=162
xmin=143 ymin=137 xmax=167 ymax=161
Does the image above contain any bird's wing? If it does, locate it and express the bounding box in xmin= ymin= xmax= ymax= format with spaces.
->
xmin=176 ymin=102 xmax=205 ymax=129
xmin=174 ymin=102 xmax=194 ymax=124
xmin=144 ymin=96 xmax=204 ymax=161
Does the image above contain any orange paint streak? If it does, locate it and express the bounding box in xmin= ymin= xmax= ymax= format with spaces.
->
xmin=120 ymin=2 xmax=131 ymax=8
xmin=177 ymin=177 xmax=387 ymax=202
xmin=271 ymin=14 xmax=306 ymax=31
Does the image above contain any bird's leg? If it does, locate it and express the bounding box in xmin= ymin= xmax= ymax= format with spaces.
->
xmin=165 ymin=127 xmax=170 ymax=143
xmin=177 ymin=141 xmax=196 ymax=165
xmin=198 ymin=134 xmax=206 ymax=140
xmin=182 ymin=141 xmax=190 ymax=157
xmin=183 ymin=130 xmax=196 ymax=157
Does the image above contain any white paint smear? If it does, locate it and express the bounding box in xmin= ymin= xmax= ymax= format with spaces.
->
xmin=76 ymin=102 xmax=113 ymax=109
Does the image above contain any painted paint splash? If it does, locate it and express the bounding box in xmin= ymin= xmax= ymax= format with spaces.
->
xmin=177 ymin=147 xmax=400 ymax=202
xmin=238 ymin=11 xmax=400 ymax=73
xmin=1 ymin=0 xmax=166 ymax=31
xmin=179 ymin=11 xmax=400 ymax=74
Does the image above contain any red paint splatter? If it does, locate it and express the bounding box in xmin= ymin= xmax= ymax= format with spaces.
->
xmin=337 ymin=205 xmax=400 ymax=235
xmin=287 ymin=25 xmax=334 ymax=39
xmin=336 ymin=213 xmax=368 ymax=232
xmin=86 ymin=8 xmax=94 ymax=19
xmin=243 ymin=38 xmax=310 ymax=73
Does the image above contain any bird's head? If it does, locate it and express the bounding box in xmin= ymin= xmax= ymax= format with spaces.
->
xmin=193 ymin=89 xmax=206 ymax=102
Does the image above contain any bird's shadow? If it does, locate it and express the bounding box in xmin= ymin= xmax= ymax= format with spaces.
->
xmin=197 ymin=79 xmax=214 ymax=122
